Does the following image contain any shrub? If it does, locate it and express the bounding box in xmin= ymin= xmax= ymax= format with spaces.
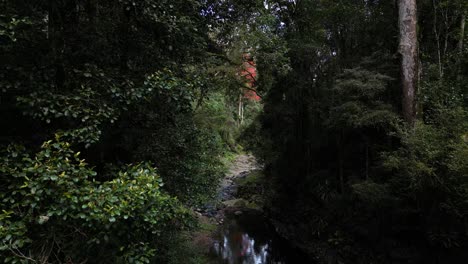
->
xmin=0 ymin=136 xmax=192 ymax=263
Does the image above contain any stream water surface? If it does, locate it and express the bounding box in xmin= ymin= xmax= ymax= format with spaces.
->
xmin=206 ymin=155 xmax=313 ymax=264
xmin=210 ymin=210 xmax=312 ymax=264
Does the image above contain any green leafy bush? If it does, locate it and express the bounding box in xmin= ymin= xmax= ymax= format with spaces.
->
xmin=0 ymin=136 xmax=192 ymax=263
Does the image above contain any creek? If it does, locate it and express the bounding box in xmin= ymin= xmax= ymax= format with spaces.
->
xmin=210 ymin=210 xmax=311 ymax=264
xmin=205 ymin=155 xmax=313 ymax=264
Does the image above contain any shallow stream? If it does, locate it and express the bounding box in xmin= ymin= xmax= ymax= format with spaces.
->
xmin=210 ymin=210 xmax=312 ymax=264
xmin=206 ymin=155 xmax=313 ymax=264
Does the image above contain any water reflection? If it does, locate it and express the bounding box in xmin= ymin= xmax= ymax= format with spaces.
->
xmin=214 ymin=232 xmax=271 ymax=264
xmin=212 ymin=211 xmax=309 ymax=264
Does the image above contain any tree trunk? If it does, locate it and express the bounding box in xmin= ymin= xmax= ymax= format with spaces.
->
xmin=459 ymin=12 xmax=466 ymax=54
xmin=238 ymin=93 xmax=243 ymax=127
xmin=432 ymin=0 xmax=443 ymax=79
xmin=458 ymin=11 xmax=465 ymax=81
xmin=399 ymin=0 xmax=418 ymax=126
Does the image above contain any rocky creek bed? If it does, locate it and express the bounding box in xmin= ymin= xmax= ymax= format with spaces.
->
xmin=193 ymin=154 xmax=312 ymax=264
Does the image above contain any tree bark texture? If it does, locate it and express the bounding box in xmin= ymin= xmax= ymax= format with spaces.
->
xmin=399 ymin=0 xmax=418 ymax=126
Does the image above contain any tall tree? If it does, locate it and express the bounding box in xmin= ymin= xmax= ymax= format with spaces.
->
xmin=399 ymin=0 xmax=418 ymax=125
xmin=458 ymin=10 xmax=466 ymax=79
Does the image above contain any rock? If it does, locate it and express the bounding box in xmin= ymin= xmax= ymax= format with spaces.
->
xmin=234 ymin=210 xmax=243 ymax=216
xmin=38 ymin=215 xmax=49 ymax=224
xmin=222 ymin=198 xmax=248 ymax=208
xmin=246 ymin=202 xmax=263 ymax=212
xmin=238 ymin=171 xmax=249 ymax=178
xmin=389 ymin=247 xmax=416 ymax=260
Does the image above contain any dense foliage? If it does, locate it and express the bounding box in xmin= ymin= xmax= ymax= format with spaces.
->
xmin=1 ymin=138 xmax=191 ymax=263
xmin=241 ymin=0 xmax=468 ymax=263
xmin=0 ymin=0 xmax=248 ymax=262
xmin=1 ymin=0 xmax=467 ymax=263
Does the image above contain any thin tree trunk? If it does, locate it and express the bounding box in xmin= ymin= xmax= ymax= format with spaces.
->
xmin=442 ymin=6 xmax=450 ymax=58
xmin=458 ymin=11 xmax=465 ymax=81
xmin=459 ymin=12 xmax=466 ymax=56
xmin=238 ymin=93 xmax=243 ymax=127
xmin=399 ymin=0 xmax=418 ymax=126
xmin=241 ymin=99 xmax=244 ymax=125
xmin=432 ymin=0 xmax=443 ymax=79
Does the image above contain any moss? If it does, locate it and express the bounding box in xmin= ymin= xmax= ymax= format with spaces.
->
xmin=164 ymin=215 xmax=219 ymax=264
xmin=246 ymin=201 xmax=263 ymax=211
xmin=235 ymin=169 xmax=264 ymax=186
xmin=223 ymin=198 xmax=249 ymax=208
xmin=199 ymin=217 xmax=217 ymax=232
xmin=233 ymin=170 xmax=267 ymax=211
xmin=220 ymin=150 xmax=238 ymax=169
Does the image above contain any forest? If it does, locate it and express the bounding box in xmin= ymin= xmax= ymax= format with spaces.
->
xmin=0 ymin=0 xmax=467 ymax=263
